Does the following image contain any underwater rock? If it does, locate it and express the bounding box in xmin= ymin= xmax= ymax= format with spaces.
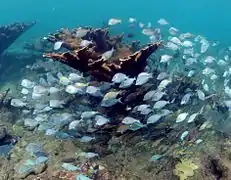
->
xmin=14 ymin=156 xmax=48 ymax=179
xmin=0 ymin=144 xmax=13 ymax=156
xmin=61 ymin=163 xmax=81 ymax=171
xmin=76 ymin=174 xmax=92 ymax=180
xmin=24 ymin=118 xmax=39 ymax=130
xmin=25 ymin=143 xmax=44 ymax=157
xmin=0 ymin=21 xmax=36 ymax=55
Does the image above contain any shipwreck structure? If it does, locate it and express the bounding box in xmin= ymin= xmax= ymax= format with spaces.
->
xmin=0 ymin=21 xmax=36 ymax=55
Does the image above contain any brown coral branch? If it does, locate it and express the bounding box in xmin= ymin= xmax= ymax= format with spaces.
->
xmin=44 ymin=42 xmax=161 ymax=81
xmin=43 ymin=27 xmax=161 ymax=81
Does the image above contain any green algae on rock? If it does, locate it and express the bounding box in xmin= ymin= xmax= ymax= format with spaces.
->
xmin=173 ymin=159 xmax=199 ymax=180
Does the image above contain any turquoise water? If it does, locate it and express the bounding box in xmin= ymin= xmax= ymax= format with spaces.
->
xmin=2 ymin=1 xmax=231 ymax=179
xmin=1 ymin=0 xmax=231 ymax=45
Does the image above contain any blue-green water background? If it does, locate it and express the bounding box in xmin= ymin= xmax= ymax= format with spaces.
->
xmin=1 ymin=0 xmax=230 ymax=45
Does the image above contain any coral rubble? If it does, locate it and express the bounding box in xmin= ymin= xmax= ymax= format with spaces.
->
xmin=43 ymin=27 xmax=161 ymax=81
xmin=0 ymin=21 xmax=36 ymax=55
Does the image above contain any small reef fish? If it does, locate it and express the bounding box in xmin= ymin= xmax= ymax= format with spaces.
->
xmin=138 ymin=22 xmax=145 ymax=28
xmin=54 ymin=41 xmax=63 ymax=50
xmin=68 ymin=73 xmax=83 ymax=82
xmin=80 ymin=40 xmax=93 ymax=47
xmin=135 ymin=72 xmax=152 ymax=86
xmin=152 ymin=91 xmax=166 ymax=101
xmin=197 ymin=90 xmax=205 ymax=101
xmin=101 ymin=91 xmax=120 ymax=107
xmin=49 ymin=87 xmax=59 ymax=94
xmin=95 ymin=115 xmax=110 ymax=126
xmin=180 ymin=93 xmax=192 ymax=105
xmin=182 ymin=40 xmax=193 ymax=47
xmin=142 ymin=28 xmax=154 ymax=36
xmin=188 ymin=70 xmax=195 ymax=77
xmin=75 ymin=28 xmax=89 ymax=38
xmin=21 ymin=88 xmax=29 ymax=95
xmin=158 ymin=79 xmax=172 ymax=90
xmin=81 ymin=111 xmax=98 ymax=120
xmin=59 ymin=76 xmax=71 ymax=86
xmin=160 ymin=55 xmax=173 ymax=63
xmin=153 ymin=100 xmax=169 ymax=109
xmin=176 ymin=112 xmax=188 ymax=123
xmin=143 ymin=90 xmax=156 ymax=101
xmin=21 ymin=79 xmax=35 ymax=89
xmin=200 ymin=39 xmax=210 ymax=53
xmin=217 ymin=59 xmax=227 ymax=66
xmin=165 ymin=42 xmax=179 ymax=51
xmin=119 ymin=78 xmax=135 ymax=89
xmin=65 ymin=85 xmax=80 ymax=95
xmin=204 ymin=56 xmax=215 ymax=64
xmin=112 ymin=73 xmax=128 ymax=84
xmin=169 ymin=37 xmax=181 ymax=45
xmin=180 ymin=131 xmax=189 ymax=141
xmin=49 ymin=100 xmax=64 ymax=108
xmin=169 ymin=27 xmax=179 ymax=35
xmin=147 ymin=22 xmax=152 ymax=28
xmin=122 ymin=117 xmax=140 ymax=125
xmin=136 ymin=104 xmax=151 ymax=112
xmin=102 ymin=48 xmax=115 ymax=60
xmin=157 ymin=72 xmax=168 ymax=80
xmin=187 ymin=113 xmax=199 ymax=123
xmin=86 ymin=86 xmax=103 ymax=97
xmin=128 ymin=17 xmax=136 ymax=23
xmin=203 ymin=84 xmax=209 ymax=92
xmin=108 ymin=18 xmax=122 ymax=26
xmin=157 ymin=18 xmax=169 ymax=25
xmin=147 ymin=114 xmax=162 ymax=124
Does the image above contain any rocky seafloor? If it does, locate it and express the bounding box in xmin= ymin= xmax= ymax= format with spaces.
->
xmin=1 ymin=22 xmax=231 ymax=180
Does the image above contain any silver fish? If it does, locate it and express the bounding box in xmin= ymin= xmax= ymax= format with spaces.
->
xmin=80 ymin=40 xmax=93 ymax=47
xmin=153 ymin=100 xmax=169 ymax=109
xmin=86 ymin=86 xmax=103 ymax=97
xmin=135 ymin=72 xmax=152 ymax=86
xmin=102 ymin=48 xmax=115 ymax=60
xmin=119 ymin=78 xmax=135 ymax=89
xmin=152 ymin=91 xmax=166 ymax=101
xmin=143 ymin=90 xmax=156 ymax=101
xmin=157 ymin=72 xmax=168 ymax=80
xmin=54 ymin=41 xmax=63 ymax=50
xmin=95 ymin=115 xmax=110 ymax=126
xmin=197 ymin=90 xmax=205 ymax=101
xmin=81 ymin=111 xmax=98 ymax=120
xmin=112 ymin=73 xmax=128 ymax=84
xmin=180 ymin=93 xmax=192 ymax=105
xmin=176 ymin=112 xmax=188 ymax=123
xmin=147 ymin=114 xmax=162 ymax=124
xmin=187 ymin=113 xmax=199 ymax=123
xmin=122 ymin=117 xmax=140 ymax=125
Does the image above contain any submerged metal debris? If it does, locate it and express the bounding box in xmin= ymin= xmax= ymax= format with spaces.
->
xmin=0 ymin=21 xmax=36 ymax=55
